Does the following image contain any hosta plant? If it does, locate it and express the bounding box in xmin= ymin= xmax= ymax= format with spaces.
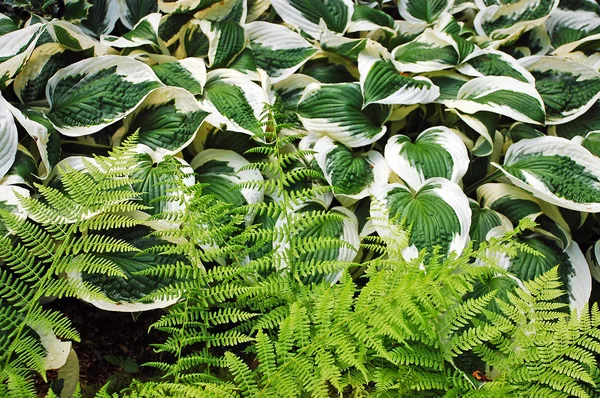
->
xmin=2 ymin=0 xmax=600 ymax=396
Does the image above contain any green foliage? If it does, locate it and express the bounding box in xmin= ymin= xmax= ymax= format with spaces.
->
xmin=2 ymin=0 xmax=600 ymax=396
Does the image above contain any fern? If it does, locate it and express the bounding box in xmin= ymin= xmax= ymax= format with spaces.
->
xmin=0 ymin=135 xmax=152 ymax=397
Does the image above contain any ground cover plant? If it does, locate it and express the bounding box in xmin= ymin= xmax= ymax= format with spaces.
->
xmin=3 ymin=0 xmax=600 ymax=396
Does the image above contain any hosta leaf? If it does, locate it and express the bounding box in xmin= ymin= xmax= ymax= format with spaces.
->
xmin=0 ymin=24 xmax=43 ymax=88
xmin=191 ymin=149 xmax=263 ymax=218
xmin=0 ymin=185 xmax=30 ymax=236
xmin=158 ymin=13 xmax=193 ymax=47
xmin=46 ymin=21 xmax=108 ymax=54
xmin=397 ymin=0 xmax=454 ymax=24
xmin=271 ymin=0 xmax=354 ymax=39
xmin=546 ymin=9 xmax=600 ymax=54
xmin=0 ymin=14 xmax=18 ymax=36
xmin=4 ymin=103 xmax=60 ymax=179
xmin=2 ymin=146 xmax=38 ymax=187
xmin=452 ymin=110 xmax=499 ymax=157
xmin=245 ymin=21 xmax=317 ymax=83
xmin=384 ymin=126 xmax=469 ymax=190
xmin=548 ymin=103 xmax=600 ymax=140
xmin=201 ymin=19 xmax=246 ymax=68
xmin=520 ymin=56 xmax=600 ymax=125
xmin=276 ymin=203 xmax=359 ymax=284
xmin=63 ymin=0 xmax=91 ymax=23
xmin=477 ymin=183 xmax=572 ymax=249
xmin=297 ymin=82 xmax=391 ymax=148
xmin=101 ymin=13 xmax=166 ymax=53
xmin=426 ymin=71 xmax=469 ymax=101
xmin=46 ymin=55 xmax=163 ymax=137
xmin=81 ymin=0 xmax=120 ymax=37
xmin=273 ymin=73 xmax=319 ymax=133
xmin=444 ymin=76 xmax=546 ymax=125
xmin=371 ymin=178 xmax=471 ymax=261
xmin=176 ymin=19 xmax=210 ymax=58
xmin=585 ymin=240 xmax=600 ymax=283
xmin=118 ymin=0 xmax=159 ymax=30
xmin=458 ymin=49 xmax=535 ymax=84
xmin=0 ymin=95 xmax=18 ymax=181
xmin=201 ymin=69 xmax=270 ymax=136
xmin=151 ymin=58 xmax=207 ymax=95
xmin=474 ymin=0 xmax=559 ymax=43
xmin=468 ymin=199 xmax=512 ymax=250
xmin=319 ymin=29 xmax=368 ymax=62
xmin=247 ymin=0 xmax=271 ymax=22
xmin=314 ymin=136 xmax=390 ymax=200
xmin=507 ymin=237 xmax=591 ymax=312
xmin=347 ymin=4 xmax=395 ymax=33
xmin=13 ymin=43 xmax=93 ymax=104
xmin=493 ymin=136 xmax=600 ymax=212
xmin=74 ymin=230 xmax=181 ymax=312
xmin=392 ymin=29 xmax=460 ymax=73
xmin=358 ymin=45 xmax=440 ymax=106
xmin=132 ymin=154 xmax=195 ymax=215
xmin=113 ymin=87 xmax=208 ymax=160
xmin=193 ymin=0 xmax=247 ymax=22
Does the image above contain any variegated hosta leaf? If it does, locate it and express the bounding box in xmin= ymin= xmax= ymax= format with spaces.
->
xmin=118 ymin=0 xmax=159 ymax=30
xmin=426 ymin=71 xmax=469 ymax=102
xmin=392 ymin=29 xmax=462 ymax=73
xmin=201 ymin=69 xmax=270 ymax=136
xmin=271 ymin=0 xmax=354 ymax=39
xmin=397 ymin=0 xmax=454 ymax=24
xmin=585 ymin=240 xmax=600 ymax=282
xmin=132 ymin=154 xmax=195 ymax=215
xmin=81 ymin=0 xmax=120 ymax=37
xmin=201 ymin=19 xmax=246 ymax=68
xmin=13 ymin=43 xmax=93 ymax=104
xmin=444 ymin=76 xmax=546 ymax=125
xmin=193 ymin=0 xmax=247 ymax=22
xmin=273 ymin=73 xmax=319 ymax=133
xmin=520 ymin=56 xmax=600 ymax=125
xmin=371 ymin=178 xmax=471 ymax=261
xmin=151 ymin=58 xmax=206 ymax=95
xmin=319 ymin=28 xmax=368 ymax=62
xmin=453 ymin=110 xmax=498 ymax=157
xmin=4 ymin=103 xmax=60 ymax=179
xmin=384 ymin=126 xmax=469 ymax=190
xmin=493 ymin=136 xmax=600 ymax=212
xmin=0 ymin=94 xmax=18 ymax=181
xmin=297 ymin=82 xmax=391 ymax=148
xmin=72 ymin=229 xmax=181 ymax=312
xmin=2 ymin=146 xmax=37 ymax=187
xmin=314 ymin=136 xmax=390 ymax=200
xmin=358 ymin=45 xmax=440 ymax=106
xmin=546 ymin=8 xmax=600 ymax=55
xmin=275 ymin=203 xmax=360 ymax=285
xmin=247 ymin=0 xmax=271 ymax=22
xmin=176 ymin=19 xmax=210 ymax=58
xmin=46 ymin=55 xmax=163 ymax=137
xmin=0 ymin=14 xmax=18 ymax=36
xmin=507 ymin=237 xmax=591 ymax=312
xmin=0 ymin=185 xmax=30 ymax=236
xmin=191 ymin=149 xmax=263 ymax=221
xmin=245 ymin=21 xmax=317 ymax=83
xmin=46 ymin=21 xmax=108 ymax=55
xmin=548 ymin=103 xmax=600 ymax=140
xmin=157 ymin=13 xmax=193 ymax=47
xmin=458 ymin=49 xmax=535 ymax=84
xmin=474 ymin=0 xmax=559 ymax=44
xmin=477 ymin=183 xmax=573 ymax=249
xmin=101 ymin=13 xmax=166 ymax=53
xmin=113 ymin=87 xmax=208 ymax=161
xmin=0 ymin=23 xmax=43 ymax=88
xmin=468 ymin=199 xmax=513 ymax=250
xmin=347 ymin=4 xmax=395 ymax=33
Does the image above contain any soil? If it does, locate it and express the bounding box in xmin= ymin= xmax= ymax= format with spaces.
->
xmin=36 ymin=298 xmax=170 ymax=397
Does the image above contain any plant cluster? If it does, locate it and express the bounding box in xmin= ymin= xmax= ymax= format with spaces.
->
xmin=2 ymin=0 xmax=600 ymax=396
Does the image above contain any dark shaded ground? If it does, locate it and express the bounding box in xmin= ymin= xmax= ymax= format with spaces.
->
xmin=37 ymin=298 xmax=169 ymax=397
